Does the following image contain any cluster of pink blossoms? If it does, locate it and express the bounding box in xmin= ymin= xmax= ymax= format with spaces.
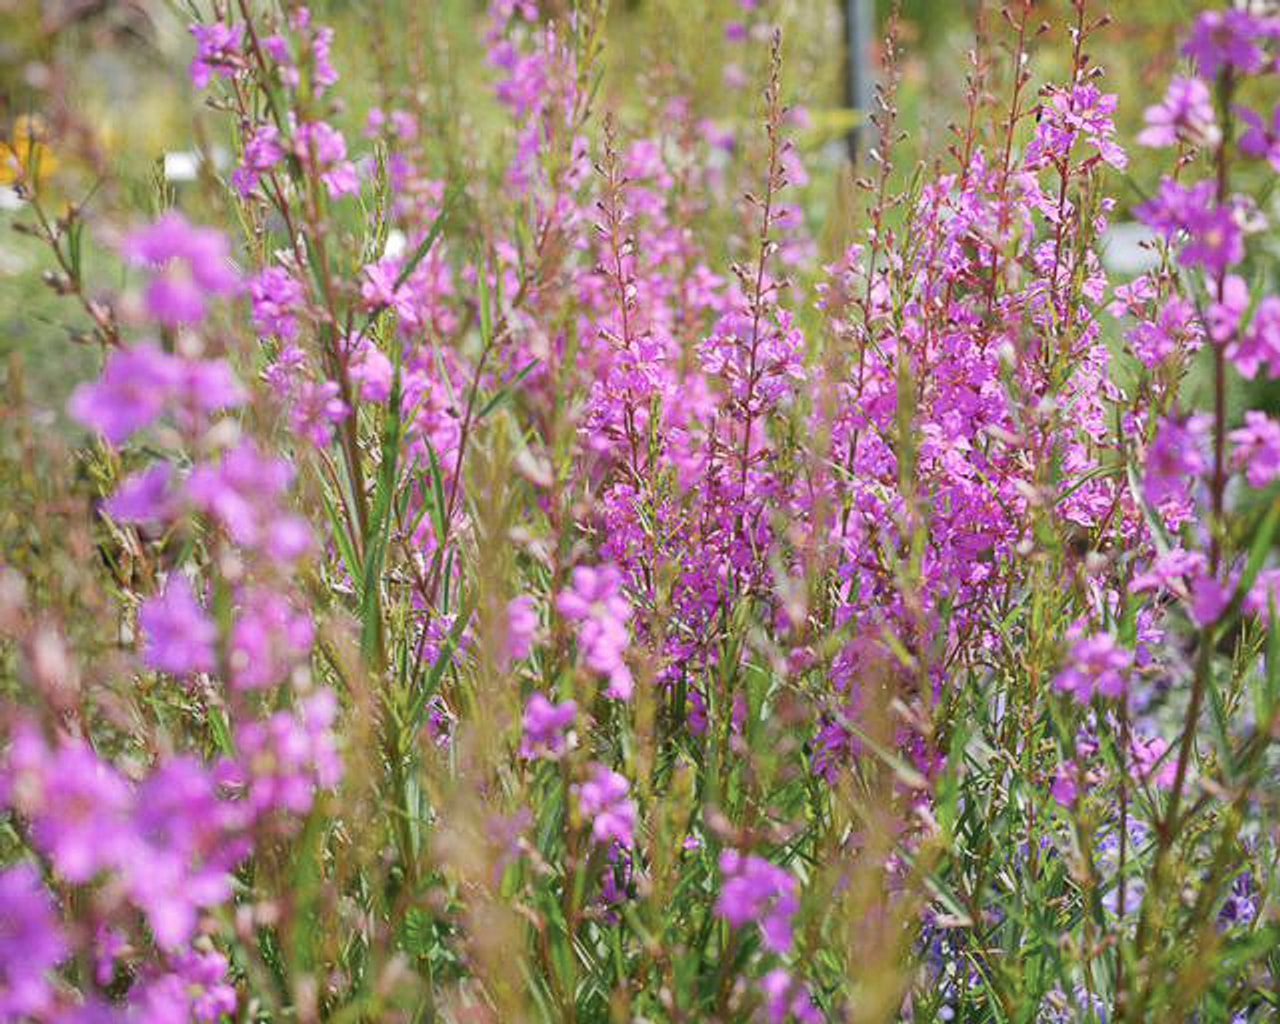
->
xmin=8 ymin=0 xmax=1280 ymax=1018
xmin=2 ymin=163 xmax=339 ymax=1019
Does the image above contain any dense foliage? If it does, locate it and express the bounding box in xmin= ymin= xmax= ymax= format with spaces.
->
xmin=3 ymin=1 xmax=1280 ymax=1020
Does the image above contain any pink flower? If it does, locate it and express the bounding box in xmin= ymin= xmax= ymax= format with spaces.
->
xmin=520 ymin=692 xmax=577 ymax=758
xmin=187 ymin=441 xmax=296 ymax=551
xmin=190 ymin=21 xmax=244 ymax=89
xmin=121 ymin=213 xmax=241 ymax=325
xmin=1053 ymin=630 xmax=1132 ymax=703
xmin=556 ymin=564 xmax=634 ymax=699
xmin=232 ymin=123 xmax=284 ymax=195
xmin=576 ymin=764 xmax=636 ymax=846
xmin=1229 ymin=297 xmax=1280 ymax=379
xmin=1138 ymin=76 xmax=1218 ymax=148
xmin=1207 ymin=274 xmax=1249 ymax=344
xmin=296 ymin=121 xmax=359 ymax=198
xmin=67 ymin=343 xmax=181 ymax=444
xmin=140 ymin=575 xmax=217 ymax=677
xmin=0 ymin=863 xmax=67 ymax=1019
xmin=1128 ymin=296 xmax=1200 ymax=368
xmin=1050 ymin=764 xmax=1079 ymax=807
xmin=1143 ymin=414 xmax=1210 ymax=508
xmin=1230 ymin=411 xmax=1280 ymax=488
xmin=1183 ymin=10 xmax=1269 ymax=76
xmin=716 ymin=851 xmax=798 ymax=954
xmin=1190 ymin=574 xmax=1233 ymax=627
xmin=1131 ymin=547 xmax=1208 ymax=597
xmin=251 ymin=267 xmax=305 ymax=339
xmin=349 ymin=339 xmax=394 ymax=402
xmin=228 ymin=586 xmax=314 ymax=689
xmin=1135 ymin=178 xmax=1243 ymax=275
xmin=1130 ymin=735 xmax=1176 ymax=789
xmin=223 ymin=690 xmax=342 ymax=817
xmin=504 ymin=595 xmax=538 ymax=666
xmin=105 ymin=462 xmax=179 ymax=524
xmin=760 ymin=969 xmax=820 ymax=1024
xmin=3 ymin=726 xmax=132 ymax=883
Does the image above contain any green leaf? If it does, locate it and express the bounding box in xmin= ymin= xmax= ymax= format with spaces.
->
xmin=405 ymin=593 xmax=474 ymax=734
xmin=321 ymin=488 xmax=362 ymax=601
xmin=426 ymin=441 xmax=449 ymax=543
xmin=476 ymin=360 xmax=540 ymax=422
xmin=1268 ymin=595 xmax=1280 ymax=713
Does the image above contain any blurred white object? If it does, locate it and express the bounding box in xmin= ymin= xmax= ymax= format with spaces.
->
xmin=163 ymin=151 xmax=199 ymax=182
xmin=383 ymin=229 xmax=407 ymax=260
xmin=1101 ymin=222 xmax=1160 ymax=275
xmin=163 ymin=147 xmax=228 ymax=182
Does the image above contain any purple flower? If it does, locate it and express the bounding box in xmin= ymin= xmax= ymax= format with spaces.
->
xmin=1128 ymin=296 xmax=1200 ymax=368
xmin=504 ymin=595 xmax=538 ymax=666
xmin=174 ymin=357 xmax=247 ymax=426
xmin=1243 ymin=568 xmax=1280 ymax=617
xmin=68 ymin=343 xmax=181 ymax=444
xmin=168 ymin=948 xmax=238 ymax=1022
xmin=1135 ymin=177 xmax=1244 ymax=275
xmin=349 ymin=338 xmax=394 ymax=401
xmin=1131 ymin=547 xmax=1209 ymax=597
xmin=1230 ymin=296 xmax=1280 ymax=379
xmin=104 ymin=461 xmax=178 ymax=524
xmin=232 ymin=122 xmax=285 ymax=196
xmin=576 ymin=764 xmax=636 ymax=846
xmin=129 ymin=952 xmax=236 ymax=1024
xmin=1191 ymin=574 xmax=1234 ymax=626
xmin=261 ymin=32 xmax=294 ymax=73
xmin=4 ymin=725 xmax=132 ymax=882
xmin=1238 ymin=103 xmax=1280 ymax=172
xmin=1130 ymin=734 xmax=1175 ymax=789
xmin=716 ymin=850 xmax=799 ymax=954
xmin=295 ymin=121 xmax=359 ymax=198
xmin=1050 ymin=764 xmax=1079 ymax=807
xmin=760 ymin=968 xmax=820 ymax=1024
xmin=557 ymin=564 xmax=634 ymax=699
xmin=1183 ymin=10 xmax=1268 ymax=76
xmin=1135 ymin=177 xmax=1216 ymax=235
xmin=1143 ymin=414 xmax=1210 ymax=508
xmin=289 ymin=378 xmax=348 ymax=448
xmin=140 ymin=575 xmax=217 ymax=677
xmin=224 ymin=690 xmax=341 ymax=818
xmin=360 ymin=256 xmax=418 ymax=322
xmin=190 ymin=20 xmax=244 ymax=89
xmin=121 ymin=213 xmax=241 ymax=325
xmin=187 ymin=441 xmax=296 ymax=550
xmin=1180 ymin=202 xmax=1245 ymax=275
xmin=1138 ymin=76 xmax=1219 ymax=148
xmin=1230 ymin=411 xmax=1280 ymax=489
xmin=1052 ymin=630 xmax=1132 ymax=703
xmin=305 ymin=22 xmax=339 ymax=91
xmin=228 ymin=586 xmax=314 ymax=689
xmin=520 ymin=692 xmax=577 ymax=758
xmin=1208 ymin=274 xmax=1250 ymax=345
xmin=127 ymin=758 xmax=237 ymax=948
xmin=94 ymin=926 xmax=126 ymax=987
xmin=251 ymin=266 xmax=305 ymax=339
xmin=0 ymin=863 xmax=67 ymax=1019
xmin=1022 ymin=83 xmax=1126 ymax=170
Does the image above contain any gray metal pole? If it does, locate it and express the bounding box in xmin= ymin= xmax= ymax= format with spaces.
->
xmin=842 ymin=0 xmax=874 ymax=163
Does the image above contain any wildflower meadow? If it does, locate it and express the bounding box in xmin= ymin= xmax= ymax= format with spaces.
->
xmin=3 ymin=0 xmax=1280 ymax=1020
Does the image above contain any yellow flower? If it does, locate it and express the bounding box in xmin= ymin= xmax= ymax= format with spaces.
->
xmin=0 ymin=114 xmax=60 ymax=192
